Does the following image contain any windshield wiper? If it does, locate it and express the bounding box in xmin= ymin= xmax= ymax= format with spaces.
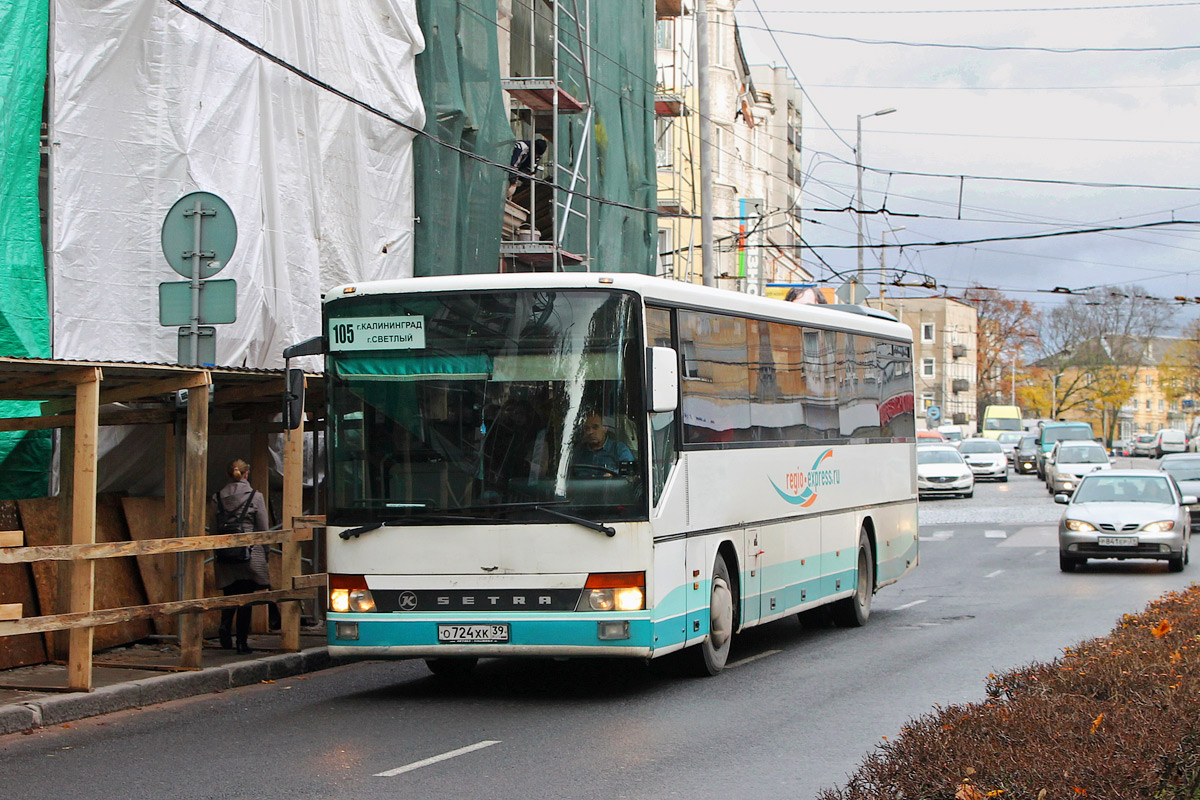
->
xmin=338 ymin=513 xmax=488 ymax=539
xmin=533 ymin=505 xmax=616 ymax=537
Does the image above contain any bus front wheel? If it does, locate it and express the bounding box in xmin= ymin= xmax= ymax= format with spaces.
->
xmin=832 ymin=530 xmax=874 ymax=628
xmin=692 ymin=556 xmax=734 ymax=676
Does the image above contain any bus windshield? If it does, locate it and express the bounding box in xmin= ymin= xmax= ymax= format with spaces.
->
xmin=326 ymin=289 xmax=645 ymax=526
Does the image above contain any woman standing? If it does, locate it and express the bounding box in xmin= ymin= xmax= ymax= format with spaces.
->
xmin=209 ymin=458 xmax=270 ymax=654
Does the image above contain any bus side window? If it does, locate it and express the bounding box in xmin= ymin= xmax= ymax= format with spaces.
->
xmin=647 ymin=306 xmax=678 ymax=504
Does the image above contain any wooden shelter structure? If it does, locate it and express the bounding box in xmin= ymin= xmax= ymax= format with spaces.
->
xmin=0 ymin=357 xmax=326 ymax=691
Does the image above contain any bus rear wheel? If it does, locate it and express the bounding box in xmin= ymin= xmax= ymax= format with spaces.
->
xmin=692 ymin=555 xmax=734 ymax=676
xmin=832 ymin=530 xmax=873 ymax=628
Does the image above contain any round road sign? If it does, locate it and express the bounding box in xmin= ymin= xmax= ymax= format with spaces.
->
xmin=161 ymin=191 xmax=237 ymax=279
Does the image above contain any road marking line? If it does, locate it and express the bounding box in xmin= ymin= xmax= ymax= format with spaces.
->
xmin=894 ymin=599 xmax=929 ymax=611
xmin=1034 ymin=549 xmax=1047 ymax=557
xmin=985 ymin=570 xmax=1004 ymax=579
xmin=727 ymin=649 xmax=782 ymax=669
xmin=919 ymin=531 xmax=954 ymax=541
xmin=375 ymin=740 xmax=501 ymax=777
xmin=984 ymin=530 xmax=1007 ymax=539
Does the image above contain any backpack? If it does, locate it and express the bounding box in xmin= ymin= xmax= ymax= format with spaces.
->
xmin=214 ymin=490 xmax=256 ymax=564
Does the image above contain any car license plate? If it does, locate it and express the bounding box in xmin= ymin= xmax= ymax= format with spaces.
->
xmin=438 ymin=623 xmax=509 ymax=644
xmin=1097 ymin=536 xmax=1137 ymax=547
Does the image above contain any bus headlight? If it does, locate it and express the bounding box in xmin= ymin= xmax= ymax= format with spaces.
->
xmin=576 ymin=572 xmax=646 ymax=612
xmin=330 ymin=574 xmax=376 ymax=613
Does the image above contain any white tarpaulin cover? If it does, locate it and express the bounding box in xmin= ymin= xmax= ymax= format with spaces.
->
xmin=50 ymin=0 xmax=425 ymax=368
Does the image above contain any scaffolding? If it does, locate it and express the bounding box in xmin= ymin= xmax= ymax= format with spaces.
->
xmin=652 ymin=1 xmax=696 ymax=283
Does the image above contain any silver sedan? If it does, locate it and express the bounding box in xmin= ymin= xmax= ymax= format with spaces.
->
xmin=1056 ymin=469 xmax=1195 ymax=572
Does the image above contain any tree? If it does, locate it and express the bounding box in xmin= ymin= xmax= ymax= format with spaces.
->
xmin=960 ymin=286 xmax=1041 ymax=420
xmin=1158 ymin=318 xmax=1200 ymax=408
xmin=1037 ymin=285 xmax=1177 ymax=443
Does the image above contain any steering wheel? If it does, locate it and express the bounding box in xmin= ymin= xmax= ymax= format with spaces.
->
xmin=572 ymin=464 xmax=619 ymax=478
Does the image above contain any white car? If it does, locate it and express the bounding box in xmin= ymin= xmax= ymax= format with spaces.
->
xmin=917 ymin=444 xmax=975 ymax=499
xmin=1045 ymin=440 xmax=1111 ymax=495
xmin=1153 ymin=429 xmax=1187 ymax=458
xmin=957 ymin=438 xmax=1008 ymax=482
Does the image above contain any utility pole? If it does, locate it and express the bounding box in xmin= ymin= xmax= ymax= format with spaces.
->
xmin=697 ymin=0 xmax=714 ymax=287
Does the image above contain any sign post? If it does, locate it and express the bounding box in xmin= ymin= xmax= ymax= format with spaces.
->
xmin=160 ymin=192 xmax=237 ymax=365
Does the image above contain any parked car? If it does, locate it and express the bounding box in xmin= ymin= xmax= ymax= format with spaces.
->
xmin=917 ymin=429 xmax=946 ymax=442
xmin=916 ymin=445 xmax=975 ymax=499
xmin=1035 ymin=421 xmax=1095 ymax=479
xmin=937 ymin=425 xmax=965 ymax=444
xmin=958 ymin=437 xmax=1009 ymax=482
xmin=996 ymin=431 xmax=1025 ymax=464
xmin=1158 ymin=454 xmax=1200 ymax=531
xmin=1153 ymin=429 xmax=1188 ymax=458
xmin=1014 ymin=434 xmax=1039 ymax=474
xmin=1055 ymin=470 xmax=1194 ymax=572
xmin=1130 ymin=433 xmax=1157 ymax=457
xmin=1109 ymin=439 xmax=1130 ymax=458
xmin=1045 ymin=440 xmax=1111 ymax=495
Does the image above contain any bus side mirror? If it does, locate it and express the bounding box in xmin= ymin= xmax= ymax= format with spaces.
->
xmin=283 ymin=368 xmax=306 ymax=430
xmin=646 ymin=347 xmax=678 ymax=413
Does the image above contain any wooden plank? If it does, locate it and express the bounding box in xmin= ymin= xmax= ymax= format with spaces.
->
xmin=0 ymin=408 xmax=176 ymax=433
xmin=0 ymin=588 xmax=316 ymax=637
xmin=69 ymin=368 xmax=100 ymax=691
xmin=0 ymin=603 xmax=21 ymax=620
xmin=0 ymin=526 xmax=313 ymax=563
xmin=0 ymin=501 xmax=45 ymax=669
xmin=121 ymin=497 xmax=176 ymax=636
xmin=41 ymin=372 xmax=210 ymax=415
xmin=292 ymin=573 xmax=326 ymax=590
xmin=52 ymin=428 xmax=74 ymax=660
xmin=178 ymin=382 xmax=209 ymax=668
xmin=214 ymin=378 xmax=286 ymax=407
xmin=280 ymin=411 xmax=305 ymax=652
xmin=0 ymin=530 xmax=22 ymax=547
xmin=0 ymin=367 xmax=107 ymax=401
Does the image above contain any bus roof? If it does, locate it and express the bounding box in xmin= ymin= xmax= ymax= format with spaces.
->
xmin=325 ymin=273 xmax=913 ymax=342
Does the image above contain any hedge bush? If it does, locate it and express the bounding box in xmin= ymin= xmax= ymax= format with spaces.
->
xmin=818 ymin=584 xmax=1200 ymax=800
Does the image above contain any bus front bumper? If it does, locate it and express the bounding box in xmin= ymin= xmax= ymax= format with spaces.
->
xmin=327 ymin=612 xmax=655 ymax=660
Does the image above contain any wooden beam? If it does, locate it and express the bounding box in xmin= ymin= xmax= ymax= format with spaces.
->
xmin=68 ymin=368 xmax=101 ymax=692
xmin=0 ymin=408 xmax=174 ymax=433
xmin=42 ymin=371 xmax=209 ymax=415
xmin=178 ymin=385 xmax=209 ymax=668
xmin=215 ymin=378 xmax=286 ymax=406
xmin=0 ymin=588 xmax=316 ymax=637
xmin=279 ymin=385 xmax=305 ymax=652
xmin=0 ymin=367 xmax=109 ymax=401
xmin=0 ymin=530 xmax=22 ymax=548
xmin=0 ymin=527 xmax=314 ymax=564
xmin=0 ymin=603 xmax=21 ymax=620
xmin=292 ymin=573 xmax=326 ymax=590
xmin=53 ymin=428 xmax=73 ymax=661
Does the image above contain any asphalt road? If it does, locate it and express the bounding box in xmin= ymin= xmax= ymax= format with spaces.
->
xmin=1 ymin=456 xmax=1193 ymax=800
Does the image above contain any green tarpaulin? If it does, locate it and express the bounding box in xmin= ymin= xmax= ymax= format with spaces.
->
xmin=0 ymin=0 xmax=52 ymax=499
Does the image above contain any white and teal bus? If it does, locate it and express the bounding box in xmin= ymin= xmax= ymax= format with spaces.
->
xmin=321 ymin=273 xmax=918 ymax=675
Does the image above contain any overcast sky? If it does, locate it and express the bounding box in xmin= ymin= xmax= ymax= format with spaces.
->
xmin=735 ymin=1 xmax=1200 ymax=328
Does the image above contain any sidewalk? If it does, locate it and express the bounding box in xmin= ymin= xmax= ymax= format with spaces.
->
xmin=0 ymin=630 xmax=338 ymax=735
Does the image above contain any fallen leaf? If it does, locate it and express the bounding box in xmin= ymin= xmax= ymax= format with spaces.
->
xmin=1152 ymin=619 xmax=1172 ymax=638
xmin=1071 ymin=787 xmax=1088 ymax=796
xmin=956 ymin=782 xmax=985 ymax=800
xmin=1090 ymin=713 xmax=1104 ymax=734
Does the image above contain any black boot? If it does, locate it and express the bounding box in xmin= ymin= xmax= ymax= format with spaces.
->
xmin=236 ymin=641 xmax=252 ymax=655
xmin=219 ymin=627 xmax=233 ymax=650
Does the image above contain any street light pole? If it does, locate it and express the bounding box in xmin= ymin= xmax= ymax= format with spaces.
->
xmin=855 ymin=107 xmax=896 ymax=289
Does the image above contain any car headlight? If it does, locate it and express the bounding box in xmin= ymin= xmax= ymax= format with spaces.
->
xmin=1064 ymin=519 xmax=1096 ymax=532
xmin=1142 ymin=520 xmax=1176 ymax=533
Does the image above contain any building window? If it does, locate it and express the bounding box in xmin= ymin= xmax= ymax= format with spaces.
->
xmin=1160 ymin=399 xmax=1165 ymax=412
xmin=1146 ymin=398 xmax=1151 ymax=411
xmin=657 ymin=227 xmax=673 ymax=272
xmin=1146 ymin=375 xmax=1153 ymax=386
xmin=921 ymin=392 xmax=934 ymax=410
xmin=921 ymin=358 xmax=935 ymax=378
xmin=655 ymin=18 xmax=674 ymax=50
xmin=921 ymin=323 xmax=934 ymax=343
xmin=654 ymin=117 xmax=673 ymax=169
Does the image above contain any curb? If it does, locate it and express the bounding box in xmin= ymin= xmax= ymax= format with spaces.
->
xmin=0 ymin=646 xmax=338 ymax=735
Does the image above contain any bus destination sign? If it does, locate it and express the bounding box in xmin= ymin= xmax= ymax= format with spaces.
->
xmin=329 ymin=316 xmax=425 ymax=351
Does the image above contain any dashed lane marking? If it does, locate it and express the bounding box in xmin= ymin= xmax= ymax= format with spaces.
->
xmin=984 ymin=530 xmax=1008 ymax=539
xmin=727 ymin=649 xmax=782 ymax=669
xmin=985 ymin=570 xmax=1005 ymax=579
xmin=893 ymin=599 xmax=929 ymax=611
xmin=375 ymin=741 xmax=502 ymax=777
xmin=919 ymin=531 xmax=955 ymax=541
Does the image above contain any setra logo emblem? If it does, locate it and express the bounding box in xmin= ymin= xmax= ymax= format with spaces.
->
xmin=397 ymin=591 xmax=419 ymax=611
xmin=769 ymin=448 xmax=841 ymax=507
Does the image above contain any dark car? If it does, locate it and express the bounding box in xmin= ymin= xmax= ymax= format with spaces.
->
xmin=1014 ymin=434 xmax=1039 ymax=475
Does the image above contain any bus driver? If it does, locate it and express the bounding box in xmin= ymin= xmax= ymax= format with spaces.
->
xmin=572 ymin=411 xmax=633 ymax=478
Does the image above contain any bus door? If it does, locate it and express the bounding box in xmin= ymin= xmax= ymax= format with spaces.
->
xmin=742 ymin=527 xmax=762 ymax=626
